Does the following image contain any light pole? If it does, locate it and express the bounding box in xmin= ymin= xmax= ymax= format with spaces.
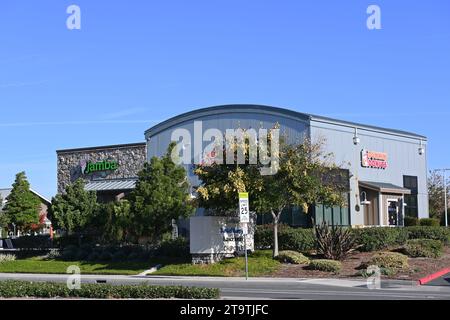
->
xmin=436 ymin=169 xmax=450 ymax=227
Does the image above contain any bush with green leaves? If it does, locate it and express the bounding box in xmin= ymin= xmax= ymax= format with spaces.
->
xmin=275 ymin=251 xmax=310 ymax=264
xmin=404 ymin=239 xmax=443 ymax=258
xmin=404 ymin=216 xmax=419 ymax=226
xmin=0 ymin=280 xmax=220 ymax=299
xmin=309 ymin=259 xmax=342 ymax=273
xmin=406 ymin=226 xmax=450 ymax=243
xmin=367 ymin=252 xmax=409 ymax=270
xmin=45 ymin=249 xmax=61 ymax=260
xmin=255 ymin=224 xmax=315 ymax=253
xmin=419 ymin=218 xmax=440 ymax=227
xmin=156 ymin=237 xmax=190 ymax=259
xmin=315 ymin=222 xmax=358 ymax=260
xmin=11 ymin=235 xmax=53 ymax=249
xmin=0 ymin=254 xmax=16 ymax=263
xmin=352 ymin=227 xmax=407 ymax=252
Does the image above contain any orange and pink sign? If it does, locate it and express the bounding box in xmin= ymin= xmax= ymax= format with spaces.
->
xmin=361 ymin=149 xmax=388 ymax=169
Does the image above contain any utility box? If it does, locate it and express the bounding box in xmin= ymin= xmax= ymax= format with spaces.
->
xmin=190 ymin=215 xmax=255 ymax=264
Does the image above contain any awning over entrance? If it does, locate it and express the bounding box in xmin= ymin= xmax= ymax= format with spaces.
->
xmin=359 ymin=181 xmax=411 ymax=195
xmin=84 ymin=178 xmax=137 ymax=191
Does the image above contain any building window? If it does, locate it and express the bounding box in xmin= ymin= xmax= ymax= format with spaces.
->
xmin=403 ymin=175 xmax=418 ymax=218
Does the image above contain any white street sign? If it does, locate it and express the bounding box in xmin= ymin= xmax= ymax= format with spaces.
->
xmin=239 ymin=192 xmax=250 ymax=223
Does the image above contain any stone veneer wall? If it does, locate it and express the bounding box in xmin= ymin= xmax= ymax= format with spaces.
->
xmin=57 ymin=143 xmax=147 ymax=194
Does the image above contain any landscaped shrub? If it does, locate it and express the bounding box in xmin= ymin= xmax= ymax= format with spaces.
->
xmin=352 ymin=227 xmax=407 ymax=252
xmin=45 ymin=249 xmax=61 ymax=260
xmin=11 ymin=235 xmax=53 ymax=249
xmin=0 ymin=281 xmax=220 ymax=299
xmin=405 ymin=226 xmax=450 ymax=243
xmin=0 ymin=254 xmax=16 ymax=263
xmin=315 ymin=222 xmax=358 ymax=260
xmin=61 ymin=245 xmax=79 ymax=261
xmin=404 ymin=239 xmax=443 ymax=258
xmin=367 ymin=252 xmax=409 ymax=270
xmin=255 ymin=224 xmax=315 ymax=253
xmin=156 ymin=237 xmax=190 ymax=258
xmin=404 ymin=216 xmax=419 ymax=226
xmin=112 ymin=251 xmax=128 ymax=262
xmin=419 ymin=218 xmax=441 ymax=227
xmin=309 ymin=259 xmax=342 ymax=273
xmin=99 ymin=251 xmax=113 ymax=261
xmin=275 ymin=251 xmax=310 ymax=264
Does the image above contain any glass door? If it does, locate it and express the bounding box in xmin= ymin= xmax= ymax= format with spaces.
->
xmin=388 ymin=200 xmax=398 ymax=226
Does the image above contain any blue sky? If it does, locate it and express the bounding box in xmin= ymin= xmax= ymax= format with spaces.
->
xmin=0 ymin=0 xmax=449 ymax=199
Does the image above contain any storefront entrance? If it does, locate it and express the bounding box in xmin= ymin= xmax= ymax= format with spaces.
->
xmin=387 ymin=200 xmax=399 ymax=226
xmin=359 ymin=181 xmax=411 ymax=226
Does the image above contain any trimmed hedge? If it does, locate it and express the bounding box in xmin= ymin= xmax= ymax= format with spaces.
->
xmin=309 ymin=259 xmax=342 ymax=273
xmin=419 ymin=218 xmax=440 ymax=227
xmin=256 ymin=224 xmax=450 ymax=254
xmin=254 ymin=224 xmax=315 ymax=253
xmin=0 ymin=281 xmax=220 ymax=299
xmin=405 ymin=239 xmax=443 ymax=258
xmin=404 ymin=217 xmax=419 ymax=226
xmin=275 ymin=251 xmax=310 ymax=265
xmin=353 ymin=226 xmax=450 ymax=252
xmin=350 ymin=228 xmax=408 ymax=252
xmin=10 ymin=235 xmax=53 ymax=249
xmin=406 ymin=226 xmax=450 ymax=243
xmin=367 ymin=252 xmax=409 ymax=270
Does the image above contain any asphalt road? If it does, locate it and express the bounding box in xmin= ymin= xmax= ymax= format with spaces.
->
xmin=1 ymin=273 xmax=450 ymax=300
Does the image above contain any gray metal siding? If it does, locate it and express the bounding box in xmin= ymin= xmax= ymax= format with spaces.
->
xmin=310 ymin=120 xmax=428 ymax=225
xmin=147 ymin=112 xmax=309 ymax=162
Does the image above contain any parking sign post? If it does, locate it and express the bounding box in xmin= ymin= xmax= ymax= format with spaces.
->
xmin=239 ymin=192 xmax=250 ymax=280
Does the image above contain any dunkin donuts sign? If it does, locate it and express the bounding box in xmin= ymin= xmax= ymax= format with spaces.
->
xmin=361 ymin=149 xmax=388 ymax=169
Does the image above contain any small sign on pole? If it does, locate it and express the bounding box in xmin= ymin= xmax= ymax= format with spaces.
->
xmin=239 ymin=192 xmax=250 ymax=223
xmin=238 ymin=192 xmax=250 ymax=280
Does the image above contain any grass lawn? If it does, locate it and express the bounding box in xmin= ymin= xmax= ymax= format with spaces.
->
xmin=0 ymin=258 xmax=152 ymax=275
xmin=0 ymin=251 xmax=280 ymax=277
xmin=153 ymin=250 xmax=281 ymax=277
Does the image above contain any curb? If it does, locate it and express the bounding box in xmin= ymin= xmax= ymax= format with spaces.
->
xmin=418 ymin=267 xmax=450 ymax=285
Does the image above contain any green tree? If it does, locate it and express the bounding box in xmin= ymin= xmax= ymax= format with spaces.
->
xmin=428 ymin=170 xmax=449 ymax=223
xmin=97 ymin=200 xmax=134 ymax=243
xmin=0 ymin=194 xmax=9 ymax=236
xmin=49 ymin=179 xmax=98 ymax=234
xmin=3 ymin=172 xmax=41 ymax=233
xmin=195 ymin=130 xmax=348 ymax=257
xmin=129 ymin=143 xmax=194 ymax=243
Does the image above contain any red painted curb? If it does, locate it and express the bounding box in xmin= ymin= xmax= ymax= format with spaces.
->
xmin=418 ymin=267 xmax=450 ymax=285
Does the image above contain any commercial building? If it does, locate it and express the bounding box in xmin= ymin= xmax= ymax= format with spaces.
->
xmin=57 ymin=143 xmax=147 ymax=202
xmin=0 ymin=188 xmax=52 ymax=237
xmin=57 ymin=104 xmax=429 ymax=228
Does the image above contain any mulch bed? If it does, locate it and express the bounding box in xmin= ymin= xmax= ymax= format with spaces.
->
xmin=271 ymin=247 xmax=450 ymax=281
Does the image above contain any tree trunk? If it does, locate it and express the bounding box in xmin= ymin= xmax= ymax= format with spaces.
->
xmin=272 ymin=210 xmax=279 ymax=258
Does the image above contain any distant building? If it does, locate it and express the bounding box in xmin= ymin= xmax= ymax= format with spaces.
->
xmin=0 ymin=188 xmax=52 ymax=237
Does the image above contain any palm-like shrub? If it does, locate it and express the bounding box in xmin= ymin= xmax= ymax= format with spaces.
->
xmin=314 ymin=222 xmax=358 ymax=260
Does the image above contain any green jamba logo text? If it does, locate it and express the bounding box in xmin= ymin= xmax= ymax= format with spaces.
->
xmin=84 ymin=160 xmax=119 ymax=175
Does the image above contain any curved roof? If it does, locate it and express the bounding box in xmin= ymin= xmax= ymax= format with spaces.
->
xmin=145 ymin=104 xmax=427 ymax=140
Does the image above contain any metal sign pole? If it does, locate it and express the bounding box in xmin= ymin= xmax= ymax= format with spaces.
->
xmin=239 ymin=192 xmax=250 ymax=280
xmin=244 ymin=230 xmax=248 ymax=280
xmin=444 ymin=170 xmax=448 ymax=227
